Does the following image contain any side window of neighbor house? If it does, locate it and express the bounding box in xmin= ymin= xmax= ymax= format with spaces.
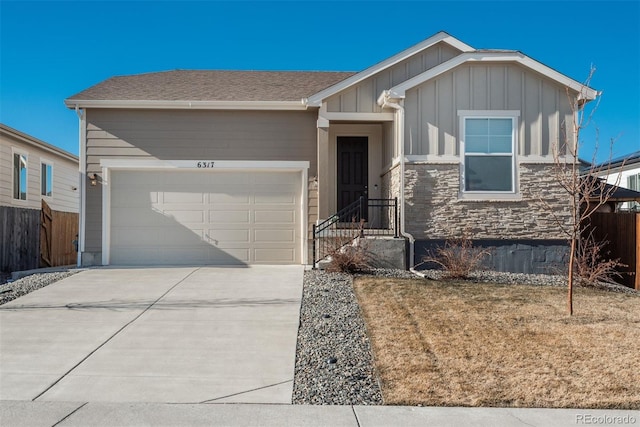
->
xmin=463 ymin=117 xmax=515 ymax=192
xmin=41 ymin=162 xmax=53 ymax=197
xmin=628 ymin=173 xmax=640 ymax=210
xmin=13 ymin=153 xmax=27 ymax=200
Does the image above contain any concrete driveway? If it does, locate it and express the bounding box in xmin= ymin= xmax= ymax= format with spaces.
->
xmin=0 ymin=266 xmax=303 ymax=404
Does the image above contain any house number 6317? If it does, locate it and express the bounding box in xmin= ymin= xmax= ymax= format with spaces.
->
xmin=196 ymin=161 xmax=215 ymax=168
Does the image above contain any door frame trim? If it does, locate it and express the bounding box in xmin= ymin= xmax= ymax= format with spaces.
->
xmin=100 ymin=159 xmax=309 ymax=266
xmin=327 ymin=124 xmax=382 ymax=217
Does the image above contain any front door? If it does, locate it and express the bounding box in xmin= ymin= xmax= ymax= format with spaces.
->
xmin=337 ymin=136 xmax=368 ymax=221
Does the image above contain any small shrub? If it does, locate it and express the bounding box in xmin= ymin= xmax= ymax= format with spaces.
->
xmin=576 ymin=230 xmax=626 ymax=285
xmin=325 ymin=220 xmax=370 ymax=273
xmin=422 ymin=236 xmax=488 ymax=279
xmin=325 ymin=242 xmax=370 ymax=273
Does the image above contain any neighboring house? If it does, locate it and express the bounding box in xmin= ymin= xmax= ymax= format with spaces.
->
xmin=0 ymin=124 xmax=78 ymax=213
xmin=1 ymin=124 xmax=79 ymax=272
xmin=65 ymin=32 xmax=597 ymax=272
xmin=600 ymin=151 xmax=640 ymax=211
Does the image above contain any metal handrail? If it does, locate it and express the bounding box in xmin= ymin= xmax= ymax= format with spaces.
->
xmin=315 ymin=196 xmax=365 ymax=234
xmin=312 ymin=197 xmax=398 ymax=267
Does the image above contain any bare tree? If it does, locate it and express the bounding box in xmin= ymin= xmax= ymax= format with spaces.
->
xmin=548 ymin=67 xmax=624 ymax=315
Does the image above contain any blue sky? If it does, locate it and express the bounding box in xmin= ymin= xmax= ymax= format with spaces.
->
xmin=1 ymin=1 xmax=638 ymax=163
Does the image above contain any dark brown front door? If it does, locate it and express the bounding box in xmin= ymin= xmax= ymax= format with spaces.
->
xmin=337 ymin=136 xmax=368 ymax=220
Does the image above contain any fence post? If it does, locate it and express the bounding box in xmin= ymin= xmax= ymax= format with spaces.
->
xmin=312 ymin=223 xmax=317 ymax=269
xmin=394 ymin=197 xmax=399 ymax=238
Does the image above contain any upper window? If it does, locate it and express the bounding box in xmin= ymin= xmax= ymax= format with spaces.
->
xmin=13 ymin=153 xmax=27 ymax=200
xmin=41 ymin=162 xmax=53 ymax=197
xmin=460 ymin=112 xmax=518 ymax=194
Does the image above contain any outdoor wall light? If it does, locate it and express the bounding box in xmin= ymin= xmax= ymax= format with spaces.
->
xmin=89 ymin=173 xmax=98 ymax=186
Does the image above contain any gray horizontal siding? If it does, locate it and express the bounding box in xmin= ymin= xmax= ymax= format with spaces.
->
xmin=84 ymin=108 xmax=317 ymax=252
xmin=404 ymin=63 xmax=575 ymax=157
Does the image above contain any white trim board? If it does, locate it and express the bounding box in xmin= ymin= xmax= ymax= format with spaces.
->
xmin=383 ymin=52 xmax=598 ymax=101
xmin=100 ymin=159 xmax=310 ymax=170
xmin=66 ymin=99 xmax=308 ymax=111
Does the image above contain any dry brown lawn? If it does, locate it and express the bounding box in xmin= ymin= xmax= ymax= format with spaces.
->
xmin=353 ymin=277 xmax=640 ymax=409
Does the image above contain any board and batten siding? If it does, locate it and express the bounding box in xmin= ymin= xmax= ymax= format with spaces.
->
xmin=404 ymin=63 xmax=575 ymax=157
xmin=325 ymin=41 xmax=462 ymax=113
xmin=84 ymin=109 xmax=318 ymax=253
xmin=0 ymin=134 xmax=79 ymax=213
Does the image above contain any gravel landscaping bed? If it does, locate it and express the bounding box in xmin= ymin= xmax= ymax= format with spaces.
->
xmin=0 ymin=271 xmax=78 ymax=305
xmin=418 ymin=269 xmax=638 ymax=294
xmin=292 ymin=269 xmax=385 ymax=405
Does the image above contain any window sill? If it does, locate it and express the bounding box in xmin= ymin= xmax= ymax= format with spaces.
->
xmin=457 ymin=192 xmax=522 ymax=202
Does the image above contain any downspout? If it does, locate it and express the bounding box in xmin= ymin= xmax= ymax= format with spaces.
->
xmin=379 ymin=91 xmax=417 ymax=271
xmin=75 ymin=105 xmax=86 ymax=267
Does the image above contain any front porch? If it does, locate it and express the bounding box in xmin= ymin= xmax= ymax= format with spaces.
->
xmin=312 ymin=119 xmax=405 ymax=269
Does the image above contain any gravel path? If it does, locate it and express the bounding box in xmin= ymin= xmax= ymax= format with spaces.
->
xmin=0 ymin=271 xmax=78 ymax=305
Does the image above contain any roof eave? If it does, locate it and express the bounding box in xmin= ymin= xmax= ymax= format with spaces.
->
xmin=385 ymin=52 xmax=598 ymax=100
xmin=64 ymin=99 xmax=310 ymax=111
xmin=0 ymin=124 xmax=79 ymax=163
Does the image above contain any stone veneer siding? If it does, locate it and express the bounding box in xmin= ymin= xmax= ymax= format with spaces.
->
xmin=403 ymin=163 xmax=570 ymax=240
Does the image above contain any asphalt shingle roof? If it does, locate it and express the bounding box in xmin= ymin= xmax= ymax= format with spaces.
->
xmin=67 ymin=70 xmax=356 ymax=102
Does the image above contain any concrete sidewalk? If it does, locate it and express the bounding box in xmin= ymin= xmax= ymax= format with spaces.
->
xmin=0 ymin=266 xmax=303 ymax=404
xmin=1 ymin=401 xmax=638 ymax=427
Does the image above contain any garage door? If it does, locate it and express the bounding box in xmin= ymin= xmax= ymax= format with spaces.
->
xmin=109 ymin=169 xmax=302 ymax=265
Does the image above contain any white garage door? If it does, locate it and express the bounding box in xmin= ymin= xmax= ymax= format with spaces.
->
xmin=109 ymin=169 xmax=302 ymax=265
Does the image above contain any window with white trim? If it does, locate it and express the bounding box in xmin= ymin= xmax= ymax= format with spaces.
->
xmin=460 ymin=112 xmax=518 ymax=194
xmin=41 ymin=162 xmax=53 ymax=197
xmin=13 ymin=152 xmax=27 ymax=200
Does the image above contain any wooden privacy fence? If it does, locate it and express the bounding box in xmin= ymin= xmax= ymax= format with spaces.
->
xmin=587 ymin=212 xmax=640 ymax=290
xmin=0 ymin=206 xmax=41 ymax=272
xmin=0 ymin=202 xmax=78 ymax=273
xmin=40 ymin=200 xmax=78 ymax=268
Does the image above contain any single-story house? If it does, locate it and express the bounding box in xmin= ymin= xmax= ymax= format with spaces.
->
xmin=65 ymin=32 xmax=597 ymax=272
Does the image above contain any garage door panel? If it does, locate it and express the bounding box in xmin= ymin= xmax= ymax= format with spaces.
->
xmin=112 ymin=191 xmax=157 ymax=208
xmin=163 ymin=210 xmax=205 ymax=223
xmin=254 ymin=248 xmax=295 ymax=263
xmin=163 ymin=192 xmax=205 ymax=204
xmin=209 ymin=173 xmax=252 ymax=185
xmin=209 ymin=211 xmax=251 ymax=223
xmin=254 ymin=210 xmax=295 ymax=224
xmin=209 ymin=193 xmax=251 ymax=204
xmin=112 ymin=227 xmax=204 ymax=246
xmin=211 ymin=247 xmax=250 ymax=263
xmin=112 ymin=208 xmax=173 ymax=227
xmin=254 ymin=172 xmax=297 ymax=185
xmin=114 ymin=171 xmax=160 ymax=186
xmin=254 ymin=192 xmax=297 ymax=204
xmin=206 ymin=229 xmax=250 ymax=242
xmin=110 ymin=169 xmax=301 ymax=265
xmin=254 ymin=229 xmax=295 ymax=243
